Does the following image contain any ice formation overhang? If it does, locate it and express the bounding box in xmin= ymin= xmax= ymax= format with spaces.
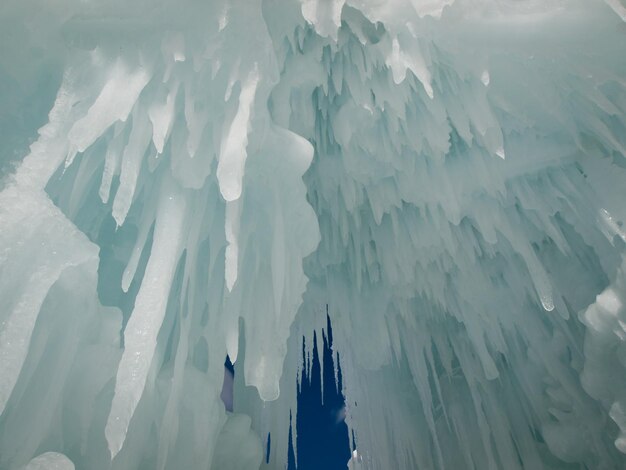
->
xmin=0 ymin=0 xmax=626 ymax=469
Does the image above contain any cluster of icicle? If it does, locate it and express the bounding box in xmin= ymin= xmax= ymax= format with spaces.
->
xmin=1 ymin=0 xmax=626 ymax=469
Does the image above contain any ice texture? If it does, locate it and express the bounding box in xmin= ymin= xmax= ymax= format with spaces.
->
xmin=0 ymin=0 xmax=626 ymax=469
xmin=21 ymin=453 xmax=75 ymax=470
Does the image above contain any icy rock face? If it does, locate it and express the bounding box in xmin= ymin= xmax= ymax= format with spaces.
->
xmin=0 ymin=0 xmax=626 ymax=469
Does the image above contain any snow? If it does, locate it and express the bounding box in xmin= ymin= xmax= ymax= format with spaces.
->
xmin=0 ymin=0 xmax=626 ymax=469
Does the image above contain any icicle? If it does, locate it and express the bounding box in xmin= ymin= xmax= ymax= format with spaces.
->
xmin=105 ymin=178 xmax=187 ymax=458
xmin=217 ymin=65 xmax=260 ymax=202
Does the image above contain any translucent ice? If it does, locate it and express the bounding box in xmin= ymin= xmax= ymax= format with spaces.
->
xmin=1 ymin=0 xmax=626 ymax=469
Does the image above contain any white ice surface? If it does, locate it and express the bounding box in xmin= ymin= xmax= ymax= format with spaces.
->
xmin=0 ymin=1 xmax=625 ymax=469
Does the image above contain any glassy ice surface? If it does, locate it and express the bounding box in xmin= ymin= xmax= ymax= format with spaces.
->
xmin=1 ymin=1 xmax=626 ymax=469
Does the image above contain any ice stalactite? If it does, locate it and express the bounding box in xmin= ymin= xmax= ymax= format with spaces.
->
xmin=580 ymin=256 xmax=626 ymax=453
xmin=266 ymin=0 xmax=626 ymax=468
xmin=1 ymin=0 xmax=317 ymax=468
xmin=1 ymin=0 xmax=626 ymax=469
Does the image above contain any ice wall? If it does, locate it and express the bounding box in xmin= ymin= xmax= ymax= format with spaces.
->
xmin=0 ymin=0 xmax=626 ymax=469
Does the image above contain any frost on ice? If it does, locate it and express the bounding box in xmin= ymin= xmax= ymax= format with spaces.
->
xmin=0 ymin=0 xmax=626 ymax=469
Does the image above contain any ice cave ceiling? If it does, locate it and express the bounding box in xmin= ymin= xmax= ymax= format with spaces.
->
xmin=1 ymin=0 xmax=626 ymax=469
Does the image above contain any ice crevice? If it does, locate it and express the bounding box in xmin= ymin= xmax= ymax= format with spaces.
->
xmin=0 ymin=0 xmax=625 ymax=469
